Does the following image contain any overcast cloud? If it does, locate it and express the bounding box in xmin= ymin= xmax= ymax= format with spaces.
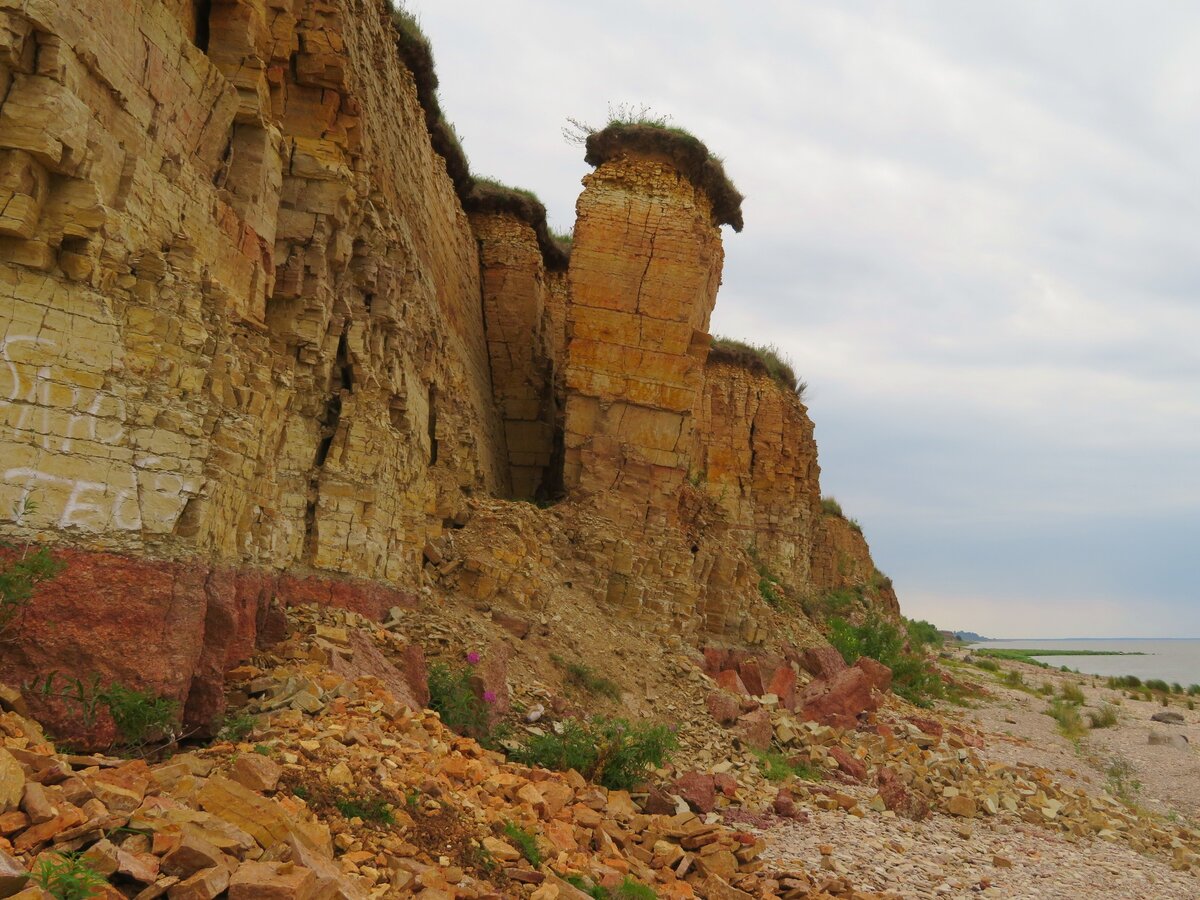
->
xmin=408 ymin=1 xmax=1200 ymax=637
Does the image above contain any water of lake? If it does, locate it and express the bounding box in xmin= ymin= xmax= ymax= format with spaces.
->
xmin=968 ymin=639 xmax=1200 ymax=687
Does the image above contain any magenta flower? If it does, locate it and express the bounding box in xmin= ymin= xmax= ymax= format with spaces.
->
xmin=483 ymin=690 xmax=497 ymax=704
xmin=466 ymin=651 xmax=481 ymax=665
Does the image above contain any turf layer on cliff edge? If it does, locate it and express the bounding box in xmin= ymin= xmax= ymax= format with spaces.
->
xmin=709 ymin=337 xmax=802 ymax=394
xmin=464 ymin=178 xmax=571 ymax=270
xmin=585 ymin=123 xmax=745 ymax=232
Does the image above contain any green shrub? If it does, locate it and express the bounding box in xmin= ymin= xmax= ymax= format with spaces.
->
xmin=428 ymin=662 xmax=490 ymax=741
xmin=1171 ymin=682 xmax=1183 ymax=694
xmin=758 ymin=577 xmax=783 ymax=609
xmin=903 ymin=617 xmax=942 ymax=649
xmin=1038 ymin=681 xmax=1055 ymax=696
xmin=334 ymin=794 xmax=394 ymax=825
xmin=848 ymin=518 xmax=863 ymax=534
xmin=827 ymin=612 xmax=943 ymax=707
xmin=31 ymin=851 xmax=108 ymax=900
xmin=819 ymin=497 xmax=843 ymax=517
xmin=1087 ymin=703 xmax=1119 ymax=728
xmin=502 ymin=821 xmax=542 ymax=867
xmin=99 ymin=683 xmax=178 ymax=745
xmin=1187 ymin=684 xmax=1200 ymax=696
xmin=552 ymin=656 xmax=621 ymax=701
xmin=1145 ymin=678 xmax=1170 ymax=694
xmin=1108 ymin=674 xmax=1142 ymax=689
xmin=1059 ymin=682 xmax=1085 ymax=704
xmin=972 ymin=658 xmax=999 ymax=672
xmin=511 ymin=716 xmax=676 ymax=791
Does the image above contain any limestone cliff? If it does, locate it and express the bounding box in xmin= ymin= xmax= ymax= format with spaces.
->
xmin=0 ymin=0 xmax=900 ymax=732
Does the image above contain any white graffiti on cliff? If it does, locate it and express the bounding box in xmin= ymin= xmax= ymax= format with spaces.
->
xmin=1 ymin=331 xmax=198 ymax=533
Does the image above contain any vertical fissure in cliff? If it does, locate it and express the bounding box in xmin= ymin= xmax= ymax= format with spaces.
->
xmin=427 ymin=384 xmax=439 ymax=465
xmin=193 ymin=0 xmax=212 ymax=53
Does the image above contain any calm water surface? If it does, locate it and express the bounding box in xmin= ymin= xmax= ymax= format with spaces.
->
xmin=969 ymin=639 xmax=1200 ymax=686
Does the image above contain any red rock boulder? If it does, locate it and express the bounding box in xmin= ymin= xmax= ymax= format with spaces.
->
xmin=799 ymin=646 xmax=847 ymax=680
xmin=798 ymin=667 xmax=879 ymax=729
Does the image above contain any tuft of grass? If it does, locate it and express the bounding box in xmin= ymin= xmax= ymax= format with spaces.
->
xmin=1106 ymin=755 xmax=1142 ymax=805
xmin=971 ymin=657 xmax=999 ymax=672
xmin=551 ymin=655 xmax=621 ymax=701
xmin=1045 ymin=699 xmax=1088 ymax=740
xmin=1145 ymin=678 xmax=1171 ymax=694
xmin=334 ymin=793 xmax=394 ymax=825
xmin=1038 ymin=681 xmax=1055 ymax=696
xmin=31 ymin=851 xmax=108 ymax=900
xmin=0 ymin=500 xmax=66 ymax=635
xmin=819 ymin=496 xmax=844 ymax=517
xmin=511 ymin=716 xmax=675 ymax=791
xmin=1059 ymin=682 xmax=1086 ymax=704
xmin=755 ymin=749 xmax=823 ymax=783
xmin=1002 ymin=669 xmax=1025 ymax=689
xmin=709 ymin=337 xmax=803 ymax=395
xmin=1087 ymin=703 xmax=1119 ymax=728
xmin=502 ymin=821 xmax=542 ymax=867
xmin=564 ymin=875 xmax=658 ymax=900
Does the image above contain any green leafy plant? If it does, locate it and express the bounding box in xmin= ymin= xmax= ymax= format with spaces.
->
xmin=512 ymin=716 xmax=676 ymax=791
xmin=334 ymin=793 xmax=394 ymax=825
xmin=427 ymin=661 xmax=491 ymax=741
xmin=1 ymin=498 xmax=66 ymax=636
xmin=31 ymin=851 xmax=108 ymax=900
xmin=827 ymin=612 xmax=944 ymax=707
xmin=99 ymin=683 xmax=178 ymax=745
xmin=1145 ymin=678 xmax=1170 ymax=694
xmin=903 ymin=617 xmax=942 ymax=648
xmin=218 ymin=712 xmax=258 ymax=742
xmin=502 ymin=821 xmax=542 ymax=867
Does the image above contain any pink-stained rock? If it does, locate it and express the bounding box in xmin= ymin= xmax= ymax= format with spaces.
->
xmin=714 ymin=669 xmax=749 ymax=697
xmin=737 ymin=658 xmax=765 ymax=697
xmin=798 ymin=667 xmax=878 ymax=729
xmin=799 ymin=646 xmax=847 ymax=680
xmin=767 ymin=665 xmax=797 ymax=710
xmin=854 ymin=656 xmax=893 ymax=693
xmin=705 ymin=691 xmax=741 ymax=726
xmin=735 ymin=707 xmax=772 ymax=750
xmin=673 ymin=772 xmax=716 ymax=814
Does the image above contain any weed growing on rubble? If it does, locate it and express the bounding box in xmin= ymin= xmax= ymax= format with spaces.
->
xmin=1106 ymin=755 xmax=1142 ymax=805
xmin=551 ymin=655 xmax=621 ymax=701
xmin=334 ymin=793 xmax=395 ymax=825
xmin=512 ymin=716 xmax=676 ymax=791
xmin=218 ymin=711 xmax=257 ymax=742
xmin=427 ymin=662 xmax=491 ymax=741
xmin=1059 ymin=681 xmax=1086 ymax=704
xmin=25 ymin=672 xmax=178 ymax=747
xmin=1 ymin=498 xmax=66 ymax=636
xmin=502 ymin=820 xmax=542 ymax=867
xmin=1087 ymin=703 xmax=1119 ymax=728
xmin=31 ymin=851 xmax=107 ymax=900
xmin=755 ymin=749 xmax=823 ymax=783
xmin=565 ymin=874 xmax=658 ymax=899
xmin=828 ymin=612 xmax=945 ymax=707
xmin=1045 ymin=699 xmax=1088 ymax=741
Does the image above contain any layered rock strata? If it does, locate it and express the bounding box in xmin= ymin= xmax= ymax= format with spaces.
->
xmin=0 ymin=0 xmax=506 ymax=727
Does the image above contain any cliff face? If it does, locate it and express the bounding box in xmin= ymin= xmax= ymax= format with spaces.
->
xmin=0 ymin=0 xmax=507 ymax=725
xmin=0 ymin=0 xmax=899 ymax=730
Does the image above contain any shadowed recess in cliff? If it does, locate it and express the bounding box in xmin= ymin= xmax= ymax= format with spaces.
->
xmin=584 ymin=123 xmax=745 ymax=232
xmin=463 ymin=178 xmax=570 ymax=270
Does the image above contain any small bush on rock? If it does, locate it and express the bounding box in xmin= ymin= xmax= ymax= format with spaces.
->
xmin=828 ymin=612 xmax=944 ymax=707
xmin=552 ymin=655 xmax=621 ymax=701
xmin=511 ymin=716 xmax=676 ymax=790
xmin=428 ymin=661 xmax=491 ymax=741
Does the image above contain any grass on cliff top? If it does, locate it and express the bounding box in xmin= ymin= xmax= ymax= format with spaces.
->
xmin=471 ymin=176 xmax=541 ymax=205
xmin=709 ymin=337 xmax=804 ymax=395
xmin=565 ymin=103 xmax=744 ymax=231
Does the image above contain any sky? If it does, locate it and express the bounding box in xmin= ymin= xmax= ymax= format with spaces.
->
xmin=404 ymin=1 xmax=1200 ymax=638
